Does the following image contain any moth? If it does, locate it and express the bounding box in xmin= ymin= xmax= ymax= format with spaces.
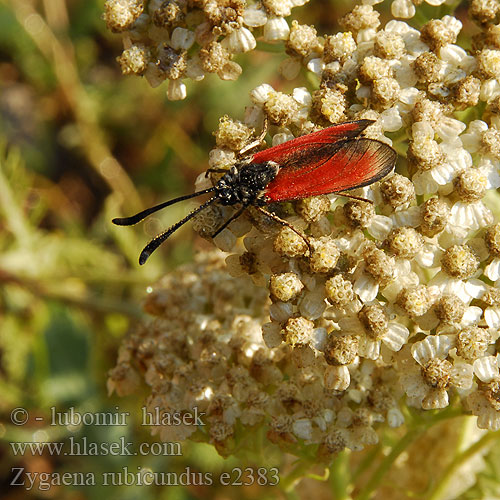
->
xmin=113 ymin=119 xmax=396 ymax=264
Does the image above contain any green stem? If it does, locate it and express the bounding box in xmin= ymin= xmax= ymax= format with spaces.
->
xmin=355 ymin=407 xmax=464 ymax=500
xmin=330 ymin=450 xmax=351 ymax=500
xmin=352 ymin=444 xmax=382 ymax=482
xmin=280 ymin=460 xmax=315 ymax=492
xmin=428 ymin=426 xmax=500 ymax=500
xmin=355 ymin=427 xmax=423 ymax=500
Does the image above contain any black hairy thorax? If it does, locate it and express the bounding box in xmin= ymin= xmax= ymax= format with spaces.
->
xmin=214 ymin=161 xmax=280 ymax=206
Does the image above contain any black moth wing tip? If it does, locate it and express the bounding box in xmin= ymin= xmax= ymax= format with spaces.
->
xmin=372 ymin=140 xmax=398 ymax=179
xmin=342 ymin=139 xmax=397 ymax=193
xmin=354 ymin=118 xmax=376 ymax=129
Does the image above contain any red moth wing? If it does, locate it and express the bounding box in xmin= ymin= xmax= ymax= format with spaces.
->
xmin=263 ymin=138 xmax=396 ymax=203
xmin=251 ymin=119 xmax=374 ymax=165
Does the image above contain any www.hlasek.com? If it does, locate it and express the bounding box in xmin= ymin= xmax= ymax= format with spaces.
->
xmin=11 ymin=466 xmax=280 ymax=490
xmin=10 ymin=436 xmax=182 ymax=457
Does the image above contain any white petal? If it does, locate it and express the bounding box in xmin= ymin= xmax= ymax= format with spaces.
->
xmin=357 ymin=28 xmax=377 ymax=43
xmin=185 ymin=57 xmax=205 ymax=81
xmin=354 ymin=274 xmax=379 ymax=303
xmin=451 ymin=361 xmax=474 ymax=389
xmin=387 ymin=407 xmax=405 ymax=427
xmin=435 ymin=117 xmax=466 ymax=141
xmin=485 ymin=258 xmax=500 ymax=281
xmin=462 ymin=306 xmax=483 ymax=326
xmin=429 ymin=273 xmax=471 ymax=303
xmin=442 ymin=15 xmax=462 ymax=36
xmin=356 ymin=85 xmax=371 ymax=100
xmin=422 ymin=388 xmax=449 ymax=409
xmin=439 ymin=44 xmax=468 ymax=65
xmin=397 ymin=87 xmax=420 ymax=111
xmin=213 ymin=229 xmax=236 ymax=251
xmin=269 ymin=301 xmax=294 ymax=322
xmin=170 ymin=28 xmax=195 ymax=50
xmin=385 ymin=19 xmax=417 ymax=35
xmin=250 ymin=83 xmax=274 ymax=105
xmin=324 ymin=365 xmax=350 ymax=391
xmin=391 ymin=206 xmax=421 ymax=228
xmin=292 ymin=418 xmax=313 ymax=440
xmin=481 ymin=78 xmax=500 ymax=102
xmin=450 ymin=201 xmax=493 ymax=231
xmin=468 ymin=236 xmax=489 ymax=262
xmin=292 ymin=87 xmax=312 ymax=107
xmin=412 ymin=120 xmax=435 ymax=138
xmin=262 ymin=322 xmax=283 ymax=348
xmin=485 ymin=163 xmax=500 ymax=189
xmin=392 ymin=58 xmax=418 ymax=87
xmin=272 ymin=131 xmax=294 ymax=146
xmin=338 ymin=316 xmax=362 ymax=332
xmin=415 ymin=242 xmax=442 ymax=268
xmin=263 ymin=17 xmax=290 ymax=41
xmin=401 ymin=371 xmax=427 ymax=399
xmin=461 ymin=121 xmax=487 ymax=152
xmin=430 ymin=161 xmax=458 ymax=185
xmin=464 ymin=278 xmax=488 ymax=299
xmin=306 ymin=58 xmax=324 ymax=75
xmin=474 ymin=355 xmax=498 ymax=382
xmin=413 ymin=171 xmax=438 ymax=195
xmin=367 ymin=215 xmax=393 ymax=240
xmin=167 ymin=79 xmax=186 ymax=101
xmin=195 ymin=171 xmax=214 ymax=191
xmin=441 ymin=142 xmax=472 ymax=170
xmin=391 ymin=0 xmax=415 ymax=19
xmin=380 ymin=107 xmax=403 ymax=132
xmin=485 ymin=307 xmax=500 ymax=329
xmin=311 ymin=327 xmax=327 ymax=350
xmin=381 ymin=271 xmax=418 ymax=301
xmin=411 ymin=335 xmax=452 ymax=365
xmin=243 ymin=7 xmax=267 ymax=27
xmin=383 ymin=323 xmax=409 ymax=351
xmin=299 ymin=291 xmax=327 ymax=320
xmin=358 ymin=337 xmax=381 ymax=359
xmin=222 ymin=27 xmax=256 ymax=53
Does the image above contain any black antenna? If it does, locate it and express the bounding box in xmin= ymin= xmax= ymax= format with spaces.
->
xmin=112 ymin=187 xmax=216 ymax=226
xmin=139 ymin=197 xmax=218 ymax=265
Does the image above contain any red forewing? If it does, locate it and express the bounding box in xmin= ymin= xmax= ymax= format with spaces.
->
xmin=251 ymin=119 xmax=374 ymax=166
xmin=263 ymin=138 xmax=396 ymax=203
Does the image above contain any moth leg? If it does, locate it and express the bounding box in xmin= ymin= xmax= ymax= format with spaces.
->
xmin=238 ymin=117 xmax=269 ymax=157
xmin=256 ymin=206 xmax=312 ymax=254
xmin=336 ymin=192 xmax=374 ymax=204
xmin=211 ymin=205 xmax=246 ymax=238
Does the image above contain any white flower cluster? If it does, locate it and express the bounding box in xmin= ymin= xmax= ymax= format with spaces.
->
xmin=110 ymin=0 xmax=500 ymax=467
xmin=103 ymin=0 xmax=309 ymax=100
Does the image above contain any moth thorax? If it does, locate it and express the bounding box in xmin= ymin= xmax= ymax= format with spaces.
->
xmin=216 ymin=161 xmax=279 ymax=206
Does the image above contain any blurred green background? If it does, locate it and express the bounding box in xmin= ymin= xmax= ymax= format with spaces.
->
xmin=0 ymin=0 xmax=349 ymax=498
